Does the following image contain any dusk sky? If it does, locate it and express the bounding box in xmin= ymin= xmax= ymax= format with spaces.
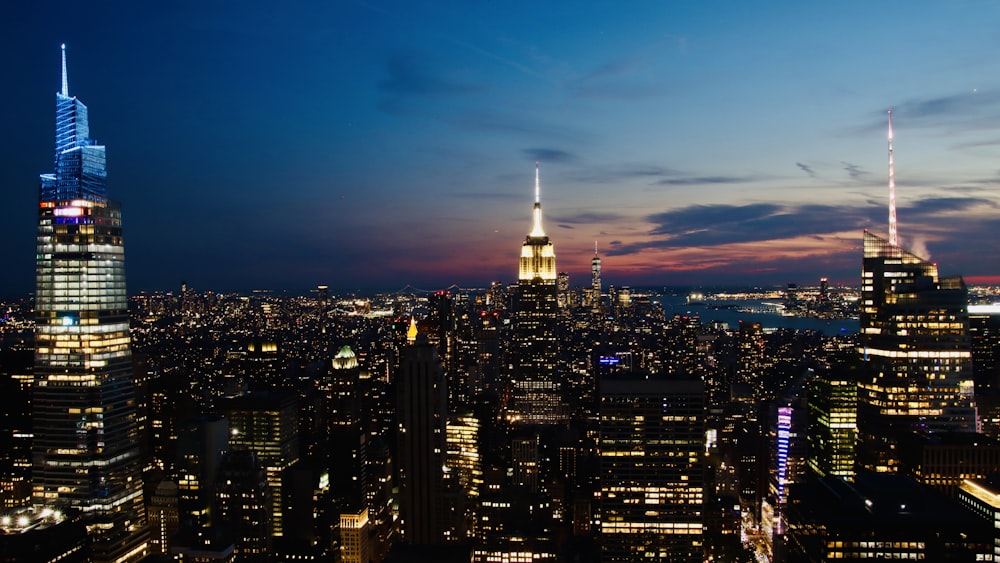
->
xmin=5 ymin=1 xmax=1000 ymax=295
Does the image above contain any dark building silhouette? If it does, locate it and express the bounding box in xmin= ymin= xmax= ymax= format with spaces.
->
xmin=396 ymin=336 xmax=447 ymax=545
xmin=176 ymin=414 xmax=229 ymax=528
xmin=215 ymin=450 xmax=271 ymax=560
xmin=220 ymin=391 xmax=299 ymax=538
xmin=783 ymin=472 xmax=991 ymax=561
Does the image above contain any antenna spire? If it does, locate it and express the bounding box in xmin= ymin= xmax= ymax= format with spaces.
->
xmin=529 ymin=162 xmax=546 ymax=237
xmin=595 ymin=241 xmax=598 ymax=255
xmin=888 ymin=108 xmax=897 ymax=246
xmin=534 ymin=161 xmax=540 ymax=204
xmin=60 ymin=44 xmax=69 ymax=97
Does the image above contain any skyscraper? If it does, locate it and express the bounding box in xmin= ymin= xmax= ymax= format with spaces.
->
xmin=221 ymin=391 xmax=299 ymax=538
xmin=32 ymin=45 xmax=149 ymax=562
xmin=591 ymin=242 xmax=602 ymax=312
xmin=858 ymin=231 xmax=976 ymax=471
xmin=396 ymin=335 xmax=448 ymax=545
xmin=509 ymin=163 xmax=565 ymax=425
xmin=807 ymin=370 xmax=857 ymax=482
xmin=856 ymin=110 xmax=976 ymax=471
xmin=598 ymin=374 xmax=705 ymax=561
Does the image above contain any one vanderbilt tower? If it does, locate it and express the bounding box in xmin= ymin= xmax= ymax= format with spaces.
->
xmin=509 ymin=163 xmax=567 ymax=425
xmin=33 ymin=46 xmax=148 ymax=562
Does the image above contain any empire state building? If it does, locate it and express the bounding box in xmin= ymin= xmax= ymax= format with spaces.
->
xmin=509 ymin=164 xmax=567 ymax=425
xmin=33 ymin=46 xmax=148 ymax=562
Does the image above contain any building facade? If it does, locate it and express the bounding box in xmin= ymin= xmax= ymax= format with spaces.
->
xmin=32 ymin=45 xmax=148 ymax=562
xmin=858 ymin=231 xmax=977 ymax=472
xmin=598 ymin=375 xmax=705 ymax=561
xmin=509 ymin=164 xmax=566 ymax=425
xmin=396 ymin=336 xmax=448 ymax=545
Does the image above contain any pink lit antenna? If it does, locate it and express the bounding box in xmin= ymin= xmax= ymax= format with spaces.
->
xmin=888 ymin=108 xmax=897 ymax=246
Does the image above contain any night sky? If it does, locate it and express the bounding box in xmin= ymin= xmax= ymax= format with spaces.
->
xmin=5 ymin=1 xmax=1000 ymax=295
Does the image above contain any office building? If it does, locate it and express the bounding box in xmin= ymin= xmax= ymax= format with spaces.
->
xmin=214 ymin=450 xmax=271 ymax=560
xmin=396 ymin=335 xmax=448 ymax=545
xmin=591 ymin=243 xmax=602 ymax=312
xmin=783 ymin=472 xmax=991 ymax=561
xmin=509 ymin=164 xmax=566 ymax=425
xmin=221 ymin=391 xmax=299 ymax=538
xmin=598 ymin=374 xmax=705 ymax=561
xmin=32 ymin=45 xmax=148 ymax=562
xmin=176 ymin=414 xmax=229 ymax=528
xmin=858 ymin=231 xmax=977 ymax=472
xmin=807 ymin=370 xmax=857 ymax=481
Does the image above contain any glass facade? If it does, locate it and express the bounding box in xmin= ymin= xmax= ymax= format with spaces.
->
xmin=858 ymin=230 xmax=977 ymax=472
xmin=807 ymin=374 xmax=857 ymax=481
xmin=33 ymin=47 xmax=148 ymax=562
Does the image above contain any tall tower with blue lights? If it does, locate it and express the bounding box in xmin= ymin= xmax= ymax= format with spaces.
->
xmin=33 ymin=45 xmax=148 ymax=562
xmin=509 ymin=163 xmax=566 ymax=425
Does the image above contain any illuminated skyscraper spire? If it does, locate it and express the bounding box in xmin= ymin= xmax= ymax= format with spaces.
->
xmin=591 ymin=241 xmax=602 ymax=312
xmin=34 ymin=45 xmax=149 ymax=561
xmin=888 ymin=108 xmax=897 ymax=247
xmin=530 ymin=161 xmax=546 ymax=237
xmin=60 ymin=43 xmax=69 ymax=97
xmin=513 ymin=162 xmax=563 ymax=424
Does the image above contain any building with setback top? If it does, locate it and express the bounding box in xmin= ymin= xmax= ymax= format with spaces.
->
xmin=509 ymin=164 xmax=566 ymax=425
xmin=32 ymin=45 xmax=148 ymax=562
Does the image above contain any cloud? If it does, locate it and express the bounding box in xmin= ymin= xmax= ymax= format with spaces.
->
xmin=558 ymin=224 xmax=575 ymax=229
xmin=448 ymin=110 xmax=582 ymax=138
xmin=567 ymin=163 xmax=682 ymax=184
xmin=841 ymin=161 xmax=867 ymax=180
xmin=950 ymin=138 xmax=1000 ymax=150
xmin=445 ymin=191 xmax=521 ymax=201
xmin=606 ymin=202 xmax=881 ymax=256
xmin=446 ymin=37 xmax=544 ymax=79
xmin=652 ymin=175 xmax=758 ymax=186
xmin=523 ymin=148 xmax=576 ymax=163
xmin=893 ymin=90 xmax=1000 ymax=120
xmin=549 ymin=211 xmax=627 ymax=225
xmin=903 ymin=196 xmax=995 ymax=216
xmin=796 ymin=162 xmax=815 ymax=177
xmin=846 ymin=90 xmax=1000 ymax=137
xmin=378 ymin=51 xmax=480 ymax=96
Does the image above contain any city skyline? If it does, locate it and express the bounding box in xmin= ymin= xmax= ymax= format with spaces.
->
xmin=5 ymin=2 xmax=1000 ymax=294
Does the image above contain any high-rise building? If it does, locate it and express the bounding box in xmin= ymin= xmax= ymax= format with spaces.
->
xmin=598 ymin=375 xmax=705 ymax=562
xmin=396 ymin=336 xmax=448 ymax=545
xmin=592 ymin=242 xmax=602 ymax=305
xmin=556 ymin=272 xmax=569 ymax=309
xmin=856 ymin=112 xmax=977 ymax=471
xmin=215 ymin=450 xmax=272 ymax=560
xmin=221 ymin=391 xmax=299 ymax=538
xmin=32 ymin=45 xmax=149 ymax=562
xmin=807 ymin=370 xmax=857 ymax=482
xmin=148 ymin=480 xmax=180 ymax=557
xmin=176 ymin=414 xmax=230 ymax=528
xmin=858 ymin=231 xmax=977 ymax=471
xmin=509 ymin=164 xmax=566 ymax=425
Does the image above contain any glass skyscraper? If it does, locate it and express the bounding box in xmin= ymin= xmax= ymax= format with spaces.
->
xmin=858 ymin=230 xmax=977 ymax=472
xmin=33 ymin=46 xmax=148 ymax=562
